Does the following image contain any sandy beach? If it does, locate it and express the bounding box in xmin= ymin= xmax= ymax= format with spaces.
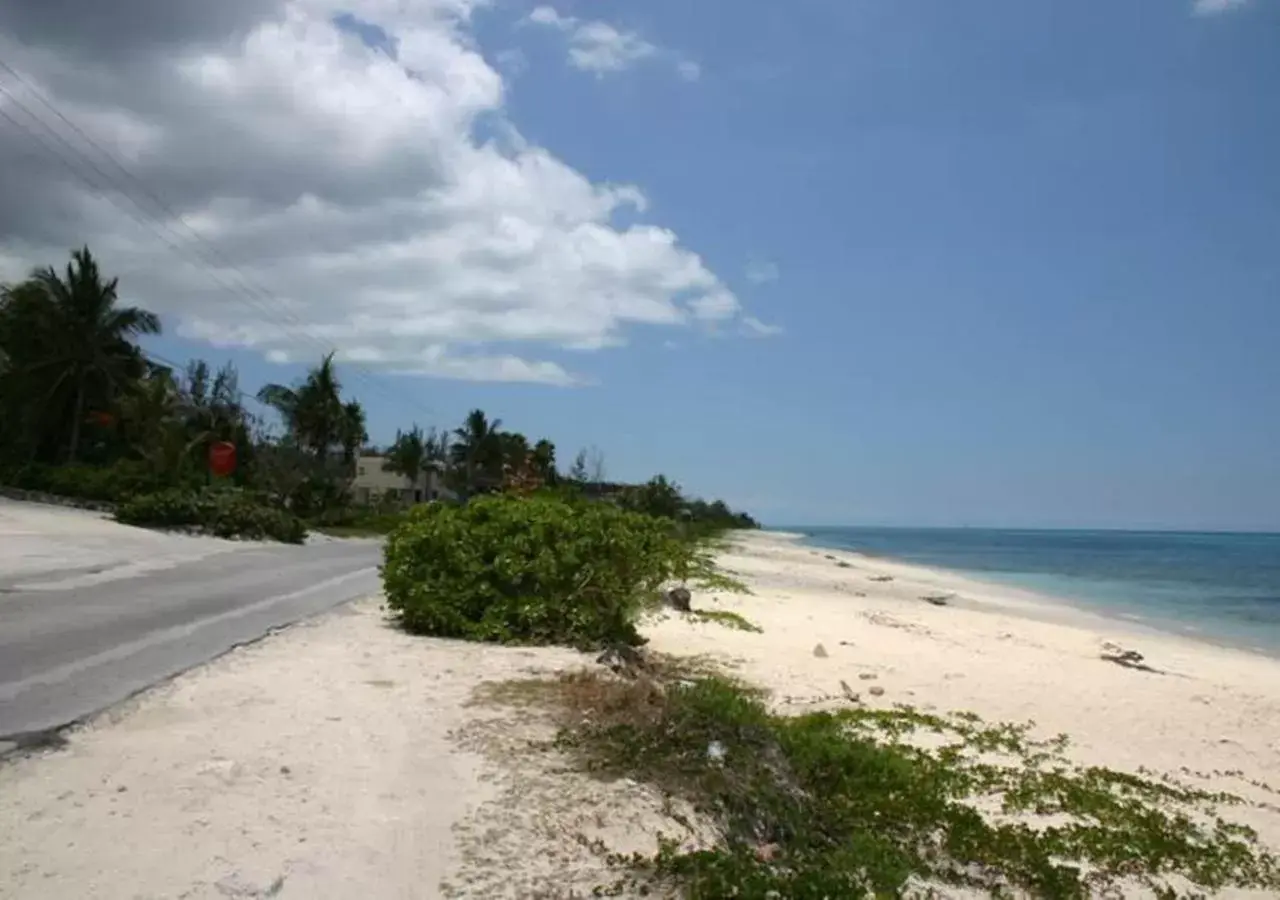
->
xmin=3 ymin=529 xmax=1280 ymax=898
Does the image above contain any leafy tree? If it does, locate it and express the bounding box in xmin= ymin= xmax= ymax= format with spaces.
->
xmin=338 ymin=399 xmax=367 ymax=467
xmin=450 ymin=408 xmax=503 ymax=495
xmin=531 ymin=439 xmax=557 ymax=485
xmin=0 ymin=248 xmax=160 ymax=462
xmin=384 ymin=425 xmax=428 ymax=484
xmin=622 ymin=474 xmax=686 ymax=520
xmin=567 ymin=448 xmax=589 ymax=484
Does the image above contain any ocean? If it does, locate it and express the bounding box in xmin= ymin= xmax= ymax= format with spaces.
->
xmin=795 ymin=527 xmax=1280 ymax=655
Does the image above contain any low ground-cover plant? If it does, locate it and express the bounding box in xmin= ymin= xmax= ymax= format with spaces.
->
xmin=116 ymin=488 xmax=306 ymax=543
xmin=687 ymin=609 xmax=763 ymax=633
xmin=489 ymin=667 xmax=1280 ymax=899
xmin=382 ymin=492 xmax=733 ymax=648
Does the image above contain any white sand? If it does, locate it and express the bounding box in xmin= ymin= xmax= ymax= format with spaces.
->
xmin=0 ymin=498 xmax=257 ymax=590
xmin=646 ymin=532 xmax=1280 ymax=878
xmin=0 ymin=600 xmax=709 ymax=900
xmin=3 ymin=529 xmax=1280 ymax=898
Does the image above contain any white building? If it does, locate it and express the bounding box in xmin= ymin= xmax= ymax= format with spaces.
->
xmin=349 ymin=455 xmax=451 ymax=507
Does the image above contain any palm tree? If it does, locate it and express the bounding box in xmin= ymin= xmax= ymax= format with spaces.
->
xmin=384 ymin=425 xmax=427 ymax=484
xmin=424 ymin=427 xmax=450 ymax=466
xmin=450 ymin=408 xmax=502 ymax=495
xmin=338 ymin=400 xmax=367 ymax=468
xmin=5 ymin=248 xmax=160 ymax=461
xmin=118 ymin=369 xmax=203 ymax=479
xmin=257 ymin=352 xmax=346 ymax=461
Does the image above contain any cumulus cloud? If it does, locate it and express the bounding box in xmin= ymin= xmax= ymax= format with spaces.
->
xmin=526 ymin=6 xmax=695 ymax=79
xmin=1191 ymin=0 xmax=1251 ymax=14
xmin=0 ymin=0 xmax=758 ymax=384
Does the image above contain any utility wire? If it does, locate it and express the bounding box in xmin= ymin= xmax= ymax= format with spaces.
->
xmin=0 ymin=52 xmax=437 ymax=424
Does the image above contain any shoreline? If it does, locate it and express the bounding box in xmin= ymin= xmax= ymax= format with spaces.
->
xmin=647 ymin=530 xmax=1280 ymax=872
xmin=780 ymin=527 xmax=1280 ymax=661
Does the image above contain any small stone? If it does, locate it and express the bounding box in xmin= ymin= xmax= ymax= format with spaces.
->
xmin=279 ymin=766 xmax=291 ymax=775
xmin=665 ymin=586 xmax=692 ymax=612
xmin=868 ymin=686 xmax=886 ymax=697
xmin=858 ymin=673 xmax=877 ymax=681
xmin=812 ymin=643 xmax=828 ymax=659
xmin=115 ymin=785 xmax=127 ymax=793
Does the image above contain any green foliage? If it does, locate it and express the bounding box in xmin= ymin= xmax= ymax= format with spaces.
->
xmin=256 ymin=352 xmax=366 ymax=468
xmin=309 ymin=508 xmax=409 ymax=537
xmin=1 ymin=459 xmax=182 ymax=503
xmin=687 ymin=609 xmax=763 ymax=633
xmin=617 ymin=474 xmax=760 ymax=539
xmin=2 ymin=248 xmax=759 ymax=546
xmin=382 ymin=493 xmax=706 ymax=648
xmin=116 ymin=488 xmax=307 ymax=543
xmin=540 ymin=673 xmax=1280 ymax=899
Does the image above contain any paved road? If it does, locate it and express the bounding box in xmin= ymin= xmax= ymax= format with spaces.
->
xmin=0 ymin=539 xmax=382 ymax=741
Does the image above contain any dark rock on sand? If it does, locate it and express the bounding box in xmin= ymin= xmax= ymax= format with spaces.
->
xmin=1100 ymin=647 xmax=1162 ymax=674
xmin=664 ymin=586 xmax=692 ymax=612
xmin=597 ymin=644 xmax=648 ymax=677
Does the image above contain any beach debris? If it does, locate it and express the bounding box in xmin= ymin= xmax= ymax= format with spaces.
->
xmin=823 ymin=554 xmax=837 ymax=560
xmin=839 ymin=680 xmax=860 ymax=703
xmin=920 ymin=593 xmax=953 ymax=607
xmin=813 ymin=643 xmax=828 ymax=659
xmin=664 ymin=586 xmax=693 ymax=612
xmin=869 ymin=575 xmax=894 ymax=583
xmin=838 ymin=640 xmax=854 ymax=646
xmin=707 ymin=740 xmax=727 ymax=765
xmin=754 ymin=842 xmax=782 ymax=862
xmin=854 ymin=591 xmax=867 ymax=597
xmin=1099 ymin=646 xmax=1162 ymax=674
xmin=836 ymin=561 xmax=852 ymax=569
xmin=596 ymin=644 xmax=648 ymax=678
xmin=868 ymin=686 xmax=886 ymax=697
xmin=858 ymin=673 xmax=878 ymax=681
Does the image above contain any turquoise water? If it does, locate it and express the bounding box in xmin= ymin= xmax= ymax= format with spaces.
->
xmin=795 ymin=527 xmax=1280 ymax=655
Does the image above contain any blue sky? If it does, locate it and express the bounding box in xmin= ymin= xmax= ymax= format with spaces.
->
xmin=129 ymin=0 xmax=1279 ymax=530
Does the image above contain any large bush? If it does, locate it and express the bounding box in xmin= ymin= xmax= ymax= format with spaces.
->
xmin=116 ymin=488 xmax=307 ymax=543
xmin=382 ymin=493 xmax=692 ymax=648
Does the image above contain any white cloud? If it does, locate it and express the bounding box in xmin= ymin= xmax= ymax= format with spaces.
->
xmin=526 ymin=6 xmax=695 ymax=80
xmin=1191 ymin=0 xmax=1251 ymax=14
xmin=676 ymin=60 xmax=702 ymax=82
xmin=0 ymin=0 xmax=758 ymax=385
xmin=745 ymin=260 xmax=780 ymax=284
xmin=742 ymin=316 xmax=783 ymax=338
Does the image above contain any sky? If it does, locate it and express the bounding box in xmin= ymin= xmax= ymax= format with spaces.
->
xmin=0 ymin=0 xmax=1277 ymax=530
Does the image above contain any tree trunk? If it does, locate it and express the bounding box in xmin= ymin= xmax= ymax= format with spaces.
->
xmin=67 ymin=373 xmax=86 ymax=463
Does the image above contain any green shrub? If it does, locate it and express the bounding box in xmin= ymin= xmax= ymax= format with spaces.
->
xmin=1 ymin=460 xmax=179 ymax=503
xmin=382 ymin=493 xmax=696 ymax=648
xmin=116 ymin=488 xmax=307 ymax=543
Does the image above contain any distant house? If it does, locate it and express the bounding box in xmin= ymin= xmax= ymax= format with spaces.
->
xmin=349 ymin=455 xmax=452 ymax=507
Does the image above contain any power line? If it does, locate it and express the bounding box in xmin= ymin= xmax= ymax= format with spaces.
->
xmin=0 ymin=51 xmax=437 ymax=424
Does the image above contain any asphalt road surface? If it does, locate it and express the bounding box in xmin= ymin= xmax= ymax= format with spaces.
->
xmin=0 ymin=538 xmax=382 ymax=741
